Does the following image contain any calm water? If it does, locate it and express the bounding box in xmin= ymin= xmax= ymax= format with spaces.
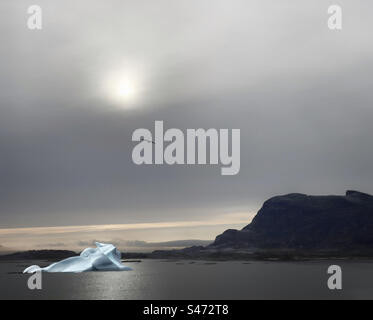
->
xmin=0 ymin=259 xmax=372 ymax=299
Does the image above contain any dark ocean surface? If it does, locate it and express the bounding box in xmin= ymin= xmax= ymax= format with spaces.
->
xmin=0 ymin=259 xmax=372 ymax=299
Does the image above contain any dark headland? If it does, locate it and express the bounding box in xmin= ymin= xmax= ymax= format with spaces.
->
xmin=147 ymin=190 xmax=373 ymax=260
xmin=1 ymin=191 xmax=373 ymax=261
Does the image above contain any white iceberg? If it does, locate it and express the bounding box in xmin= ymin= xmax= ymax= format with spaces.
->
xmin=23 ymin=242 xmax=132 ymax=273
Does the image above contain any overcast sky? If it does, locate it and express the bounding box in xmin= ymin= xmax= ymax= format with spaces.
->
xmin=1 ymin=1 xmax=372 ymax=250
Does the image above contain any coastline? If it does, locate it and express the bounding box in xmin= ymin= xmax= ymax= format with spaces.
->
xmin=2 ymin=248 xmax=373 ymax=262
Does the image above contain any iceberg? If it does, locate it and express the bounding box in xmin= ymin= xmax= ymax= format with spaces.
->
xmin=23 ymin=242 xmax=132 ymax=273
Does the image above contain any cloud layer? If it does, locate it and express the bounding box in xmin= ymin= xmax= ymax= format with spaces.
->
xmin=1 ymin=1 xmax=372 ymax=246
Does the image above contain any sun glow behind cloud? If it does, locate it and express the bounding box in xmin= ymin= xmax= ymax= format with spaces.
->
xmin=102 ymin=64 xmax=145 ymax=109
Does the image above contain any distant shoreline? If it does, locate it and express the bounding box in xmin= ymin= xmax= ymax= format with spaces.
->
xmin=2 ymin=248 xmax=373 ymax=262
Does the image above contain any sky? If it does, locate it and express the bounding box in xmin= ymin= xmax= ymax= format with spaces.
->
xmin=1 ymin=1 xmax=373 ymax=251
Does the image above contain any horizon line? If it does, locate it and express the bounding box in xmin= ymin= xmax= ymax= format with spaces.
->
xmin=0 ymin=213 xmax=254 ymax=236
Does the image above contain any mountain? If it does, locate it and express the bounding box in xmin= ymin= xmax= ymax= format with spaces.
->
xmin=0 ymin=250 xmax=77 ymax=261
xmin=212 ymin=190 xmax=373 ymax=250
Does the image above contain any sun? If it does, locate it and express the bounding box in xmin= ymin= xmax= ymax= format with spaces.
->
xmin=103 ymin=69 xmax=142 ymax=108
xmin=113 ymin=80 xmax=136 ymax=101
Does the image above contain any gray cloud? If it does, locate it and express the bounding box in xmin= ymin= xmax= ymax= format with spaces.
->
xmin=1 ymin=0 xmax=372 ymax=231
